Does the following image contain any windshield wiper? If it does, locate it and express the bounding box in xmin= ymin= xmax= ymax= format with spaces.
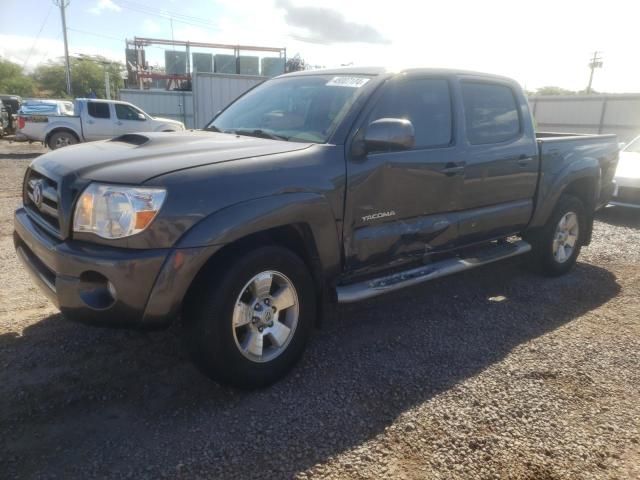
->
xmin=226 ymin=129 xmax=290 ymax=141
xmin=203 ymin=125 xmax=221 ymax=132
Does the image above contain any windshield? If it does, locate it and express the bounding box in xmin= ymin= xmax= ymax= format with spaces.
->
xmin=623 ymin=136 xmax=640 ymax=154
xmin=207 ymin=74 xmax=372 ymax=143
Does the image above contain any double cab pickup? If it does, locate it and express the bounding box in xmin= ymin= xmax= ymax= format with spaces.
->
xmin=14 ymin=68 xmax=619 ymax=388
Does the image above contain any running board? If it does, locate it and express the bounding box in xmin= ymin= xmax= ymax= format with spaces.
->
xmin=336 ymin=240 xmax=531 ymax=303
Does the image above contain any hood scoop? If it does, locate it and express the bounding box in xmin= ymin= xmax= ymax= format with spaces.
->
xmin=111 ymin=134 xmax=150 ymax=146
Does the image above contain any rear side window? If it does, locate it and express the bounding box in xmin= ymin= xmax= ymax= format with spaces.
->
xmin=87 ymin=102 xmax=110 ymax=119
xmin=461 ymin=82 xmax=520 ymax=145
xmin=369 ymin=78 xmax=452 ymax=149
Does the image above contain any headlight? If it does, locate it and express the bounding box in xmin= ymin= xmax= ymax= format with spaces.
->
xmin=73 ymin=183 xmax=166 ymax=239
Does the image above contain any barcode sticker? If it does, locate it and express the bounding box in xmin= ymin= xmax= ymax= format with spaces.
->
xmin=326 ymin=76 xmax=370 ymax=88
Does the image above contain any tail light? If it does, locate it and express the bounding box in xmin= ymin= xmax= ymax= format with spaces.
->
xmin=17 ymin=116 xmax=25 ymax=130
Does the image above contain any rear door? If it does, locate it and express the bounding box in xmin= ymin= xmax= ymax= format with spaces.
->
xmin=344 ymin=75 xmax=462 ymax=274
xmin=113 ymin=103 xmax=151 ymax=135
xmin=82 ymin=101 xmax=116 ymax=140
xmin=455 ymin=78 xmax=539 ymax=244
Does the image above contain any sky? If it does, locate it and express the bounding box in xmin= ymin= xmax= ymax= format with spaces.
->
xmin=0 ymin=0 xmax=638 ymax=93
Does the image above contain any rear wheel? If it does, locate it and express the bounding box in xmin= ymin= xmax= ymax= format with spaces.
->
xmin=525 ymin=194 xmax=585 ymax=276
xmin=48 ymin=131 xmax=77 ymax=150
xmin=184 ymin=246 xmax=316 ymax=389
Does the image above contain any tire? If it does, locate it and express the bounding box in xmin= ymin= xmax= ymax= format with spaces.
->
xmin=184 ymin=246 xmax=316 ymax=389
xmin=524 ymin=194 xmax=585 ymax=276
xmin=48 ymin=131 xmax=78 ymax=150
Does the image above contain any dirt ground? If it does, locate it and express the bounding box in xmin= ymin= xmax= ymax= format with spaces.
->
xmin=0 ymin=137 xmax=638 ymax=479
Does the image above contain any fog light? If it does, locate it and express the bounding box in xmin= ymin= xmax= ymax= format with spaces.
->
xmin=78 ymin=271 xmax=116 ymax=310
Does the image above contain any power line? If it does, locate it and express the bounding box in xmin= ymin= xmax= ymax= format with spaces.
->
xmin=114 ymin=0 xmax=219 ymax=31
xmin=22 ymin=4 xmax=54 ymax=69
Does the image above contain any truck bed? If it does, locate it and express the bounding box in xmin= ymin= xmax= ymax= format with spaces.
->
xmin=531 ymin=132 xmax=619 ymax=226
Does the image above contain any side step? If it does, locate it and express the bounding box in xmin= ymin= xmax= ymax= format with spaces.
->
xmin=336 ymin=239 xmax=531 ymax=303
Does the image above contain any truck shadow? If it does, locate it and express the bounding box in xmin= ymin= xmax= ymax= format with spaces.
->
xmin=0 ymin=260 xmax=620 ymax=478
xmin=596 ymin=206 xmax=640 ymax=229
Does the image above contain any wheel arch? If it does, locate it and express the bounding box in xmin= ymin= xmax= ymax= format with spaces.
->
xmin=45 ymin=127 xmax=80 ymax=148
xmin=177 ymin=193 xmax=342 ymax=325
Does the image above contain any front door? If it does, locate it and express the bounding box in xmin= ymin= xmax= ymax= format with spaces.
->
xmin=344 ymin=75 xmax=462 ymax=275
xmin=83 ymin=101 xmax=115 ymax=140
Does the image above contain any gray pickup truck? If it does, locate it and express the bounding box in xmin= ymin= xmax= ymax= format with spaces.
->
xmin=14 ymin=68 xmax=619 ymax=388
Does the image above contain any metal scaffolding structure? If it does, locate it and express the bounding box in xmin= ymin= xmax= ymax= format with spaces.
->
xmin=125 ymin=36 xmax=286 ymax=90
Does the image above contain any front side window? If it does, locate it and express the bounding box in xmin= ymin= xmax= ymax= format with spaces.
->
xmin=208 ymin=75 xmax=372 ymax=143
xmin=461 ymin=82 xmax=521 ymax=145
xmin=87 ymin=102 xmax=110 ymax=119
xmin=116 ymin=104 xmax=145 ymax=121
xmin=368 ymin=78 xmax=452 ymax=149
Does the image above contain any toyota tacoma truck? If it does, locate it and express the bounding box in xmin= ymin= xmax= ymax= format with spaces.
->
xmin=14 ymin=68 xmax=619 ymax=388
xmin=16 ymin=98 xmax=185 ymax=149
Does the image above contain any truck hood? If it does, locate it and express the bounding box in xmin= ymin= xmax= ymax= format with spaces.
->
xmin=30 ymin=130 xmax=312 ymax=184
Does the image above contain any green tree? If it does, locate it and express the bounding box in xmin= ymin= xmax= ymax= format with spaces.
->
xmin=0 ymin=58 xmax=37 ymax=96
xmin=534 ymin=86 xmax=577 ymax=96
xmin=34 ymin=55 xmax=124 ymax=98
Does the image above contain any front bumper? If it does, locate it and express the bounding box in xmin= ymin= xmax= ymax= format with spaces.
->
xmin=14 ymin=207 xmax=218 ymax=328
xmin=610 ymin=179 xmax=640 ymax=208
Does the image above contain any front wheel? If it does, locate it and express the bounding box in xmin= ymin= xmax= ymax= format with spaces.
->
xmin=524 ymin=194 xmax=585 ymax=276
xmin=184 ymin=246 xmax=316 ymax=389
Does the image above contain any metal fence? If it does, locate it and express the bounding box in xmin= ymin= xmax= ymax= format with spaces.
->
xmin=529 ymin=94 xmax=640 ymax=143
xmin=119 ymin=89 xmax=195 ymax=128
xmin=192 ymin=72 xmax=266 ymax=128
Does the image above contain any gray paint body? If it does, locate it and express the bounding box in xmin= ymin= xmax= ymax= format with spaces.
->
xmin=13 ymin=67 xmax=619 ymax=328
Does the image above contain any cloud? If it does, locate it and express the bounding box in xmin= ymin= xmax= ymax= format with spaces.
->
xmin=143 ymin=19 xmax=162 ymax=34
xmin=275 ymin=0 xmax=389 ymax=45
xmin=89 ymin=0 xmax=122 ymax=15
xmin=0 ymin=34 xmax=122 ymax=72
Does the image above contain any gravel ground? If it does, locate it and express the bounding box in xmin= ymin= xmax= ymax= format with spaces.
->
xmin=0 ymin=138 xmax=638 ymax=479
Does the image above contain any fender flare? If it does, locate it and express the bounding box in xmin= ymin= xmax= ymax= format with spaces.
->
xmin=529 ymin=162 xmax=600 ymax=230
xmin=175 ymin=192 xmax=343 ymax=280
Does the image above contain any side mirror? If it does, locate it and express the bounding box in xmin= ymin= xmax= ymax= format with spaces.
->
xmin=363 ymin=118 xmax=415 ymax=154
xmin=137 ymin=113 xmax=146 ymax=121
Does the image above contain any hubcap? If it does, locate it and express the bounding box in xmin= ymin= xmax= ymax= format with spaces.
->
xmin=232 ymin=270 xmax=299 ymax=363
xmin=552 ymin=212 xmax=579 ymax=263
xmin=55 ymin=136 xmax=72 ymax=148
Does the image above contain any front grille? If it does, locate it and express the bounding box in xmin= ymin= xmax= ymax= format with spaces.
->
xmin=615 ymin=186 xmax=640 ymax=205
xmin=24 ymin=169 xmax=62 ymax=236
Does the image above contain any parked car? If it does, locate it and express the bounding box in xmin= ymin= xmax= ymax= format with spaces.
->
xmin=14 ymin=67 xmax=619 ymax=388
xmin=16 ymin=98 xmax=185 ymax=149
xmin=0 ymin=102 xmax=8 ymax=137
xmin=610 ymin=134 xmax=640 ymax=208
xmin=0 ymin=94 xmax=23 ymax=134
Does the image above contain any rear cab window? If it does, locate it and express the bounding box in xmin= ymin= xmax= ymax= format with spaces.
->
xmin=87 ymin=102 xmax=110 ymax=119
xmin=461 ymin=82 xmax=521 ymax=144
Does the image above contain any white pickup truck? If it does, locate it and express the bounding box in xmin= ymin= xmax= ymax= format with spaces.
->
xmin=16 ymin=98 xmax=185 ymax=149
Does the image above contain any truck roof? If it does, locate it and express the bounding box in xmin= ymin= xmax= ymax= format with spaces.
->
xmin=278 ymin=66 xmax=517 ymax=83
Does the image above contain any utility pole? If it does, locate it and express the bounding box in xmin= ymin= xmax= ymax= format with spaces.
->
xmin=586 ymin=51 xmax=603 ymax=95
xmin=54 ymin=0 xmax=72 ymax=96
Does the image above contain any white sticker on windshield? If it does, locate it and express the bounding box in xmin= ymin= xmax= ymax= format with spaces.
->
xmin=326 ymin=76 xmax=370 ymax=88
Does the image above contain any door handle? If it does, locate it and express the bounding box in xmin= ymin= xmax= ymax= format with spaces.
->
xmin=116 ymin=121 xmax=123 ymax=125
xmin=87 ymin=120 xmax=94 ymax=124
xmin=442 ymin=162 xmax=465 ymax=176
xmin=517 ymin=154 xmax=533 ymax=166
